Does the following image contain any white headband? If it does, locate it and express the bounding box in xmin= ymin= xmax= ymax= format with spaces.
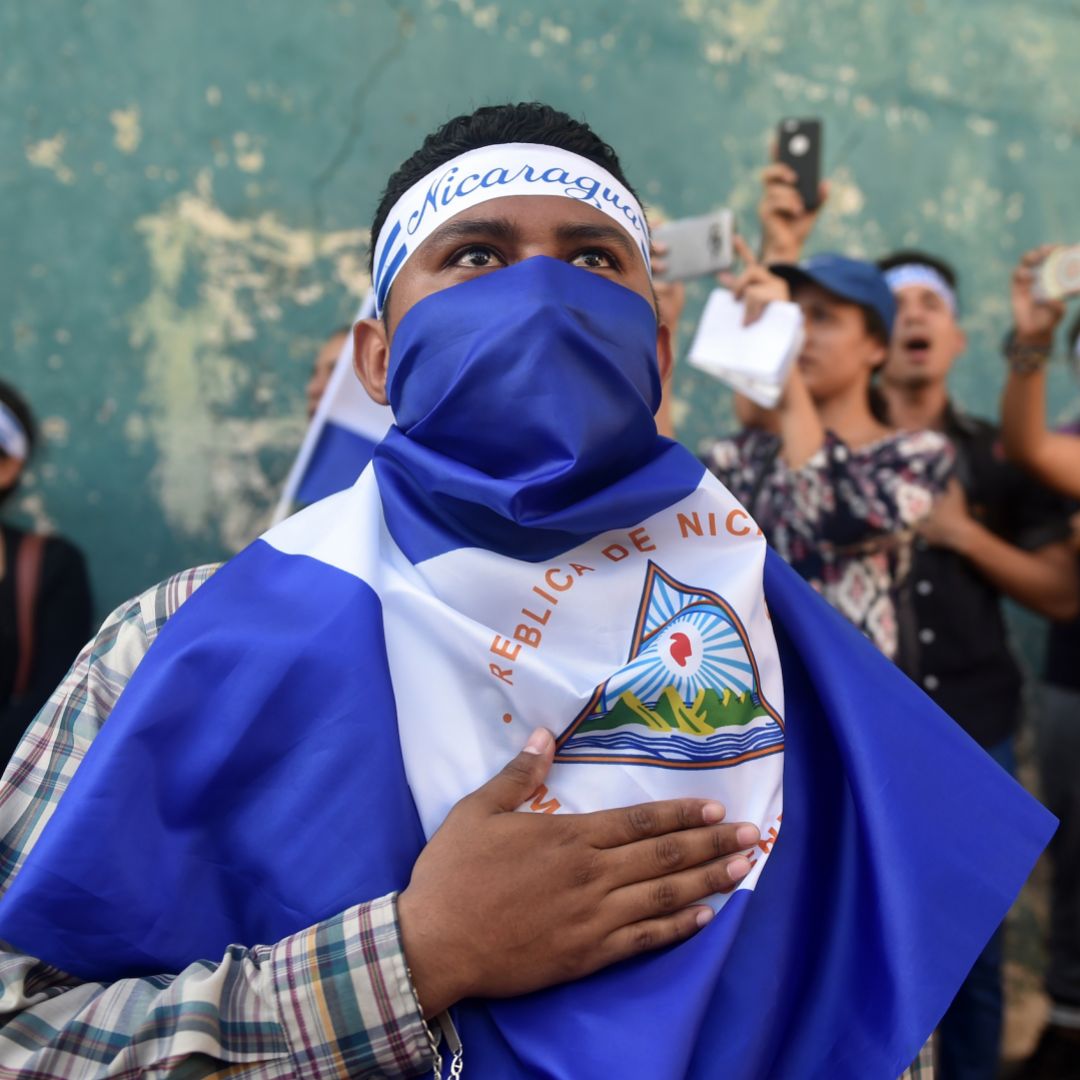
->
xmin=0 ymin=402 xmax=28 ymax=461
xmin=371 ymin=142 xmax=650 ymax=315
xmin=883 ymin=264 xmax=957 ymax=314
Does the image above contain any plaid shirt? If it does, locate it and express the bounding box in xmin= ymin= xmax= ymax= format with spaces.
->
xmin=0 ymin=565 xmax=431 ymax=1079
xmin=0 ymin=565 xmax=934 ymax=1078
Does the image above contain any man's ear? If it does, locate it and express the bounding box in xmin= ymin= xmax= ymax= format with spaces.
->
xmin=952 ymin=324 xmax=968 ymax=358
xmin=656 ymin=322 xmax=674 ymax=386
xmin=354 ymin=318 xmax=390 ymax=406
xmin=0 ymin=456 xmax=23 ymax=492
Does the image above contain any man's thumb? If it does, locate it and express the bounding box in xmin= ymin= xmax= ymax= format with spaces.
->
xmin=476 ymin=728 xmax=555 ymax=813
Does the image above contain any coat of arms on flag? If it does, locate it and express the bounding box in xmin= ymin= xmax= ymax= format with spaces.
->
xmin=555 ymin=562 xmax=785 ymax=769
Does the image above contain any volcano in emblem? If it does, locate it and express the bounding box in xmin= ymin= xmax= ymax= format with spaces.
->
xmin=554 ymin=562 xmax=784 ymax=769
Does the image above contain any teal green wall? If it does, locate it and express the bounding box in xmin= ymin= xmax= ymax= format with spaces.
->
xmin=3 ymin=0 xmax=1079 ymax=648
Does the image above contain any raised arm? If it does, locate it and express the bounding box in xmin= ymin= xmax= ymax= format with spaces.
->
xmin=1000 ymin=245 xmax=1080 ymax=498
xmin=720 ymin=236 xmax=824 ymax=467
xmin=758 ymin=161 xmax=829 ymax=265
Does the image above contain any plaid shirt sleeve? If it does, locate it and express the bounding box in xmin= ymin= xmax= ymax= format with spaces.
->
xmin=903 ymin=1040 xmax=935 ymax=1078
xmin=0 ymin=566 xmax=432 ymax=1079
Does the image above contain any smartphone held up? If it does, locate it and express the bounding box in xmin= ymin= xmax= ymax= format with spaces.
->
xmin=652 ymin=209 xmax=735 ymax=283
xmin=776 ymin=118 xmax=823 ymax=212
xmin=1033 ymin=245 xmax=1080 ymax=302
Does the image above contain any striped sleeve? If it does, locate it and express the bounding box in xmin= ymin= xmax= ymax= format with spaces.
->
xmin=0 ymin=567 xmax=431 ymax=1079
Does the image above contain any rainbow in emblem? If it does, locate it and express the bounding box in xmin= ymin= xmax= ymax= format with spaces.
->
xmin=555 ymin=562 xmax=784 ymax=769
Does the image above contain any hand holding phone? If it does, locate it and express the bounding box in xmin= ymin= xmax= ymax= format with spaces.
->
xmin=652 ymin=210 xmax=735 ymax=283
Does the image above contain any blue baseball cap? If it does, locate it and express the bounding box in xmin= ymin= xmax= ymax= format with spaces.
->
xmin=771 ymin=253 xmax=896 ymax=337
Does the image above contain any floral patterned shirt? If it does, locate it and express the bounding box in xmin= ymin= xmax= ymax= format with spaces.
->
xmin=703 ymin=429 xmax=954 ymax=662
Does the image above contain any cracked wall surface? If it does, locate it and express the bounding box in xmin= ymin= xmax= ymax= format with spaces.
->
xmin=2 ymin=0 xmax=1078 ymax=657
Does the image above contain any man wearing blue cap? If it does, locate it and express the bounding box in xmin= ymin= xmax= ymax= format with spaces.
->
xmin=701 ymin=246 xmax=953 ymax=665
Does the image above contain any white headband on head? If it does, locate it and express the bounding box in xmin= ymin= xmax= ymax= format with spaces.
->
xmin=371 ymin=142 xmax=650 ymax=315
xmin=0 ymin=402 xmax=28 ymax=461
xmin=883 ymin=264 xmax=957 ymax=314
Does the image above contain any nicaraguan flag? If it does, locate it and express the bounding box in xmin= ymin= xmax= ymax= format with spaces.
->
xmin=0 ymin=442 xmax=1053 ymax=1077
xmin=0 ymin=255 xmax=1055 ymax=1077
xmin=273 ymin=289 xmax=394 ymax=520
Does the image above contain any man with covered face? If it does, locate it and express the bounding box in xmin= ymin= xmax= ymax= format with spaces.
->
xmin=0 ymin=105 xmax=1051 ymax=1079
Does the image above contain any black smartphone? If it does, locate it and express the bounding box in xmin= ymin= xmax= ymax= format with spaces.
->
xmin=776 ymin=118 xmax=823 ymax=212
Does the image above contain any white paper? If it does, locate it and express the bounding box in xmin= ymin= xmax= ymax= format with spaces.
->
xmin=687 ymin=288 xmax=804 ymax=408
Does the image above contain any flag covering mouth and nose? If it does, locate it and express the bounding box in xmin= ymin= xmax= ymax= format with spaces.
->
xmin=0 ymin=259 xmax=1055 ymax=1080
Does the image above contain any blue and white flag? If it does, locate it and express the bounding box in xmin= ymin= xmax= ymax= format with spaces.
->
xmin=273 ymin=290 xmax=394 ymax=519
xmin=0 ymin=162 xmax=1054 ymax=1079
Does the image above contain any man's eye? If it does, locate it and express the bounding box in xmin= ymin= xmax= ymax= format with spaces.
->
xmin=452 ymin=246 xmax=500 ymax=268
xmin=571 ymin=249 xmax=617 ymax=270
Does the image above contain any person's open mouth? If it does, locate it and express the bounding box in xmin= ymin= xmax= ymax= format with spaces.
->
xmin=902 ymin=335 xmax=932 ymax=362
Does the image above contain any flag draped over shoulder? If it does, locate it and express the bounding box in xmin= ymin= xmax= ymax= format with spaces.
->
xmin=0 ymin=447 xmax=1052 ymax=1078
xmin=0 ymin=256 xmax=1055 ymax=1079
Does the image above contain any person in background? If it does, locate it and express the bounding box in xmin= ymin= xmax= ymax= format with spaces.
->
xmin=687 ymin=243 xmax=953 ymax=665
xmin=999 ymin=272 xmax=1080 ymax=1079
xmin=1000 ymin=246 xmax=1080 ymax=497
xmin=305 ymin=326 xmax=351 ymax=420
xmin=0 ymin=379 xmax=93 ymax=766
xmin=874 ymin=249 xmax=1079 ymax=1080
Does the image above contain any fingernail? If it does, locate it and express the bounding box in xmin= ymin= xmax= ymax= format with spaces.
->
xmin=695 ymin=907 xmax=715 ymax=929
xmin=736 ymin=824 xmax=760 ymax=847
xmin=523 ymin=728 xmax=551 ymax=755
xmin=701 ymin=801 xmax=725 ymax=823
xmin=727 ymin=856 xmax=751 ymax=882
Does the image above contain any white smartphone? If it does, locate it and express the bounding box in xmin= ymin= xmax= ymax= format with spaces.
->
xmin=1034 ymin=245 xmax=1080 ymax=301
xmin=652 ymin=210 xmax=735 ymax=282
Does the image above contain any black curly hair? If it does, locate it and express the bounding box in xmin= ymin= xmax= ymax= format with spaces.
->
xmin=368 ymin=102 xmax=640 ymax=278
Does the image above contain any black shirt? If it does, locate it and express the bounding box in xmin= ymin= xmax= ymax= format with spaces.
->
xmin=0 ymin=524 xmax=93 ymax=766
xmin=904 ymin=407 xmax=1071 ymax=748
xmin=1045 ymin=610 xmax=1080 ymax=692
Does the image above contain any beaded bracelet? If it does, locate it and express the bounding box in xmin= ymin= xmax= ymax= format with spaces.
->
xmin=1002 ymin=330 xmax=1052 ymax=375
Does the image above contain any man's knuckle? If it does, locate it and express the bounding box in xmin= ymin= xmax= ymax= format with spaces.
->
xmin=710 ymin=828 xmax=732 ymax=858
xmin=654 ymin=836 xmax=684 ymax=870
xmin=572 ymin=851 xmax=601 ymax=888
xmin=626 ymin=805 xmax=658 ymax=838
xmin=650 ymin=879 xmax=677 ymax=912
xmin=556 ymin=821 xmax=581 ymax=848
xmin=501 ymin=758 xmax=535 ymax=786
xmin=630 ymin=926 xmax=655 ymax=953
xmin=705 ymin=864 xmax=727 ymax=894
xmin=671 ymin=917 xmax=694 ymax=944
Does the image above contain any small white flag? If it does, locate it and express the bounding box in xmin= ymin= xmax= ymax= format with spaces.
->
xmin=687 ymin=288 xmax=804 ymax=409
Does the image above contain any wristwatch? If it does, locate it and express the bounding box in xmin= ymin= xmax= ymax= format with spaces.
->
xmin=1002 ymin=329 xmax=1052 ymax=374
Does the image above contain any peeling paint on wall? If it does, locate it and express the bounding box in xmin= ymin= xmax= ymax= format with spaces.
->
xmin=4 ymin=0 xmax=1079 ymax=641
xmin=25 ymin=133 xmax=75 ymax=184
xmin=128 ymin=169 xmax=368 ymax=550
xmin=109 ymin=106 xmax=142 ymax=154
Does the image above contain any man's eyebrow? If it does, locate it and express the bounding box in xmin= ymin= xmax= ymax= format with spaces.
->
xmin=554 ymin=222 xmax=636 ymax=258
xmin=423 ymin=217 xmax=520 ymax=248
